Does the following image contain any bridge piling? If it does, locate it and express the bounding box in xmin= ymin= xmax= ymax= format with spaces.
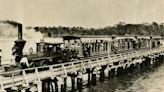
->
xmin=153 ymin=56 xmax=160 ymax=68
xmin=63 ymin=77 xmax=67 ymax=92
xmin=146 ymin=57 xmax=151 ymax=67
xmin=99 ymin=66 xmax=105 ymax=81
xmin=108 ymin=69 xmax=111 ymax=79
xmin=53 ymin=77 xmax=58 ymax=92
xmin=158 ymin=55 xmax=162 ymax=64
xmin=110 ymin=68 xmax=115 ymax=78
xmin=156 ymin=55 xmax=161 ymax=65
xmin=77 ymin=72 xmax=83 ymax=92
xmin=60 ymin=83 xmax=64 ymax=92
xmin=42 ymin=79 xmax=50 ymax=92
xmin=91 ymin=69 xmax=97 ymax=86
xmin=161 ymin=54 xmax=164 ymax=63
xmin=116 ymin=66 xmax=124 ymax=76
xmin=70 ymin=73 xmax=76 ymax=92
xmin=86 ymin=69 xmax=91 ymax=87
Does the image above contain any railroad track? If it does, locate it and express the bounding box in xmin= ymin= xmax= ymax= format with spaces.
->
xmin=0 ymin=48 xmax=153 ymax=74
xmin=0 ymin=47 xmax=164 ymax=91
xmin=0 ymin=47 xmax=162 ymax=76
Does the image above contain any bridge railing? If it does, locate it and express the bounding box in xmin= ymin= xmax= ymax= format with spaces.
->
xmin=1 ymin=47 xmax=164 ymax=90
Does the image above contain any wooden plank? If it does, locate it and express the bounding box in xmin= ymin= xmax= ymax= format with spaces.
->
xmin=0 ymin=47 xmax=164 ymax=90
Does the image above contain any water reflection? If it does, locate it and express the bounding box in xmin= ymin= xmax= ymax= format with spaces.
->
xmin=83 ymin=65 xmax=162 ymax=92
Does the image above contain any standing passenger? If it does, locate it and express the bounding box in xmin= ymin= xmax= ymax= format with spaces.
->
xmin=20 ymin=56 xmax=30 ymax=69
xmin=100 ymin=42 xmax=103 ymax=53
xmin=87 ymin=44 xmax=91 ymax=56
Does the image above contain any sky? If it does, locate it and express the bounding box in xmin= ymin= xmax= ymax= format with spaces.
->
xmin=0 ymin=0 xmax=163 ymax=28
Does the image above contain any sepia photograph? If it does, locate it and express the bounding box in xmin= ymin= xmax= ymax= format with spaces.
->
xmin=0 ymin=0 xmax=164 ymax=92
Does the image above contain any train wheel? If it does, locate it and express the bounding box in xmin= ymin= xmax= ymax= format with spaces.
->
xmin=39 ymin=60 xmax=49 ymax=71
xmin=40 ymin=60 xmax=49 ymax=66
xmin=29 ymin=62 xmax=38 ymax=67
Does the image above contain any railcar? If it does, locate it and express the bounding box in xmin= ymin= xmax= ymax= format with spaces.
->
xmin=9 ymin=24 xmax=162 ymax=70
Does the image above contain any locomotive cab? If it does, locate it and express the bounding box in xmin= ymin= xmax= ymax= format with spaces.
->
xmin=26 ymin=40 xmax=66 ymax=67
xmin=37 ymin=42 xmax=63 ymax=56
xmin=29 ymin=41 xmax=63 ymax=59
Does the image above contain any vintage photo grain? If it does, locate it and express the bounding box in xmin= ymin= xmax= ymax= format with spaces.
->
xmin=0 ymin=0 xmax=164 ymax=92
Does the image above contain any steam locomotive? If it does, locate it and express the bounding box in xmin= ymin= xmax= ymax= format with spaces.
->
xmin=10 ymin=24 xmax=161 ymax=69
xmin=12 ymin=37 xmax=80 ymax=68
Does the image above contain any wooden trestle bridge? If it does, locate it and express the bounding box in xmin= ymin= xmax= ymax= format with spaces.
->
xmin=0 ymin=23 xmax=163 ymax=92
xmin=1 ymin=47 xmax=164 ymax=92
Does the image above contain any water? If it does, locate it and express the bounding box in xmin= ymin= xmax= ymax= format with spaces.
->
xmin=1 ymin=37 xmax=164 ymax=92
xmin=83 ymin=64 xmax=164 ymax=92
xmin=0 ymin=37 xmax=36 ymax=64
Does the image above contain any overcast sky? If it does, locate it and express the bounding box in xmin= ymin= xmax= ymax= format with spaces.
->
xmin=0 ymin=0 xmax=163 ymax=28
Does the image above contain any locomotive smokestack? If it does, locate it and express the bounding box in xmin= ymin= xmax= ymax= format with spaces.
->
xmin=12 ymin=23 xmax=26 ymax=63
xmin=18 ymin=24 xmax=23 ymax=39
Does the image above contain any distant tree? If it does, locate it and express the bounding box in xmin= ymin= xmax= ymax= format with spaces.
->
xmin=30 ymin=22 xmax=164 ymax=37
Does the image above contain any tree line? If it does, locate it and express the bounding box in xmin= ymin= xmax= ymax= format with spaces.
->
xmin=29 ymin=22 xmax=164 ymax=37
xmin=1 ymin=20 xmax=164 ymax=37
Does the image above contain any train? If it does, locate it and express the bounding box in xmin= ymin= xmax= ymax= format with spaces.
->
xmin=7 ymin=24 xmax=162 ymax=70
